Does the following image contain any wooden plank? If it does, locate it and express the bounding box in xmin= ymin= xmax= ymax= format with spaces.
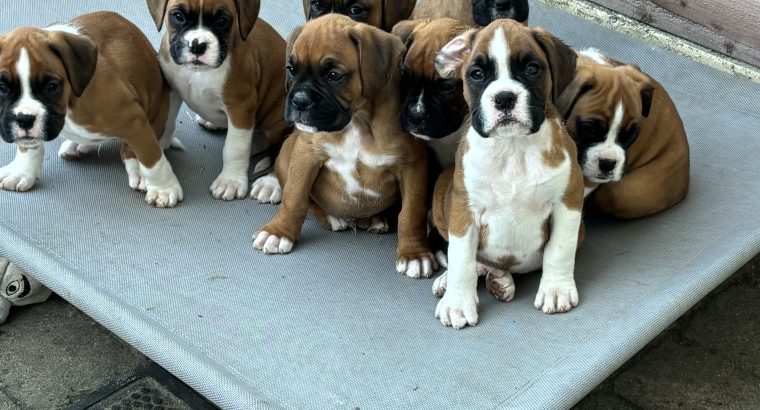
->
xmin=587 ymin=0 xmax=760 ymax=67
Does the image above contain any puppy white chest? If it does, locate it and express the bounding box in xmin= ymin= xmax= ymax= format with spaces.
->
xmin=322 ymin=123 xmax=396 ymax=199
xmin=60 ymin=116 xmax=116 ymax=145
xmin=161 ymin=57 xmax=230 ymax=128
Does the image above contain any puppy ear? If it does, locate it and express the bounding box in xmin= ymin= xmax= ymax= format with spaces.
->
xmin=556 ymin=71 xmax=596 ymax=121
xmin=640 ymin=85 xmax=655 ymax=118
xmin=146 ymin=0 xmax=169 ymax=31
xmin=391 ymin=20 xmax=420 ymax=46
xmin=532 ymin=27 xmax=577 ymax=104
xmin=349 ymin=24 xmax=406 ymax=98
xmin=435 ymin=29 xmax=477 ymax=80
xmin=301 ymin=0 xmax=312 ymax=19
xmin=285 ymin=26 xmax=304 ymax=93
xmin=382 ymin=0 xmax=416 ymax=31
xmin=48 ymin=32 xmax=98 ymax=98
xmin=235 ymin=0 xmax=260 ymax=41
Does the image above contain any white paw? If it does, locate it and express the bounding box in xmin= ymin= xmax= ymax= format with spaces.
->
xmin=435 ymin=287 xmax=479 ymax=329
xmin=210 ymin=173 xmax=249 ymax=201
xmin=366 ymin=216 xmax=389 ymax=234
xmin=432 ymin=272 xmax=447 ymax=298
xmin=435 ymin=250 xmax=448 ymax=269
xmin=194 ymin=114 xmax=226 ymax=131
xmin=123 ymin=158 xmax=146 ymax=192
xmin=145 ymin=180 xmax=183 ymax=208
xmin=534 ymin=280 xmax=579 ymax=314
xmin=396 ymin=256 xmax=436 ymax=279
xmin=250 ymin=174 xmax=282 ymax=204
xmin=484 ymin=268 xmax=516 ymax=302
xmin=58 ymin=140 xmax=91 ymax=160
xmin=326 ymin=215 xmax=353 ymax=232
xmin=253 ymin=231 xmax=294 ymax=255
xmin=0 ymin=164 xmax=37 ymax=192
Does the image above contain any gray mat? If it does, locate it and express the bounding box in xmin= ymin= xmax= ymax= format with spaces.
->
xmin=1 ymin=1 xmax=759 ymax=409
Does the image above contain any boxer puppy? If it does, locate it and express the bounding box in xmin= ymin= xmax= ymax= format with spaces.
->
xmin=303 ymin=0 xmax=416 ymax=31
xmin=411 ymin=0 xmax=529 ymax=27
xmin=251 ymin=15 xmax=437 ymax=279
xmin=147 ymin=0 xmax=290 ymax=201
xmin=0 ymin=12 xmax=183 ymax=207
xmin=557 ymin=48 xmax=690 ymax=218
xmin=392 ymin=18 xmax=471 ymax=170
xmin=430 ymin=20 xmax=583 ymax=329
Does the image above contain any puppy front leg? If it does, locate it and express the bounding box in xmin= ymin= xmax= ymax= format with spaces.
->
xmin=396 ymin=158 xmax=437 ymax=279
xmin=435 ymin=222 xmax=480 ymax=329
xmin=0 ymin=144 xmax=44 ymax=192
xmin=253 ymin=143 xmax=324 ymax=255
xmin=211 ymin=124 xmax=253 ymax=201
xmin=534 ymin=201 xmax=583 ymax=314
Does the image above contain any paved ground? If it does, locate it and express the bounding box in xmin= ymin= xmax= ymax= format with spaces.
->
xmin=0 ymin=255 xmax=757 ymax=409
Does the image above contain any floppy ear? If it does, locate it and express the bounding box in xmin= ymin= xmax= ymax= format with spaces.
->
xmin=640 ymin=85 xmax=654 ymax=118
xmin=556 ymin=71 xmax=596 ymax=120
xmin=48 ymin=32 xmax=98 ymax=98
xmin=391 ymin=20 xmax=421 ymax=46
xmin=434 ymin=29 xmax=477 ymax=80
xmin=146 ymin=0 xmax=169 ymax=31
xmin=235 ymin=0 xmax=260 ymax=40
xmin=301 ymin=0 xmax=312 ymax=20
xmin=532 ymin=27 xmax=577 ymax=104
xmin=382 ymin=0 xmax=417 ymax=31
xmin=285 ymin=26 xmax=304 ymax=93
xmin=349 ymin=24 xmax=406 ymax=98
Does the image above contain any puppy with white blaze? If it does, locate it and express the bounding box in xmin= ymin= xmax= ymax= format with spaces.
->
xmin=147 ymin=0 xmax=290 ymax=201
xmin=0 ymin=12 xmax=183 ymax=207
xmin=430 ymin=20 xmax=585 ymax=329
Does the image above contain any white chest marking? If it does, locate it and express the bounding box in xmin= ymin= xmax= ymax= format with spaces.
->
xmin=322 ymin=122 xmax=396 ymax=199
xmin=161 ymin=57 xmax=231 ymax=128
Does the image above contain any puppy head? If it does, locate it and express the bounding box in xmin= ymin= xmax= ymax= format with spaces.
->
xmin=285 ymin=15 xmax=405 ymax=133
xmin=471 ymin=0 xmax=530 ymax=27
xmin=559 ymin=60 xmax=655 ymax=184
xmin=392 ymin=18 xmax=471 ymax=140
xmin=435 ymin=20 xmax=576 ymax=139
xmin=0 ymin=28 xmax=97 ymax=146
xmin=147 ymin=0 xmax=260 ymax=69
xmin=303 ymin=0 xmax=415 ymax=31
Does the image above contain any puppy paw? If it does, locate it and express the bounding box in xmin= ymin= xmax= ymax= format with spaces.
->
xmin=534 ymin=280 xmax=579 ymax=314
xmin=145 ymin=180 xmax=184 ymax=208
xmin=250 ymin=174 xmax=282 ymax=204
xmin=435 ymin=287 xmax=479 ymax=329
xmin=484 ymin=268 xmax=515 ymax=302
xmin=0 ymin=164 xmax=37 ymax=192
xmin=253 ymin=231 xmax=294 ymax=255
xmin=58 ymin=140 xmax=91 ymax=160
xmin=326 ymin=215 xmax=354 ymax=232
xmin=211 ymin=173 xmax=248 ymax=201
xmin=396 ymin=252 xmax=438 ymax=279
xmin=194 ymin=114 xmax=226 ymax=132
xmin=435 ymin=250 xmax=448 ymax=269
xmin=365 ymin=215 xmax=389 ymax=234
xmin=123 ymin=158 xmax=146 ymax=192
xmin=432 ymin=272 xmax=448 ymax=298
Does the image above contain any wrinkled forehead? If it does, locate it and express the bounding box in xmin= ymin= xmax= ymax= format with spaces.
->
xmin=0 ymin=28 xmax=65 ymax=79
xmin=170 ymin=0 xmax=236 ymax=14
xmin=579 ymin=71 xmax=643 ymax=122
xmin=469 ymin=22 xmax=546 ymax=69
xmin=291 ymin=22 xmax=358 ymax=70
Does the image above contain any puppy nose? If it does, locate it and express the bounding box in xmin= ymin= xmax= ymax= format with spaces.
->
xmin=292 ymin=91 xmax=314 ymax=110
xmin=598 ymin=159 xmax=617 ymax=173
xmin=189 ymin=39 xmax=208 ymax=56
xmin=494 ymin=0 xmax=513 ymax=11
xmin=15 ymin=113 xmax=36 ymax=131
xmin=493 ymin=91 xmax=517 ymax=112
xmin=408 ymin=104 xmax=427 ymax=125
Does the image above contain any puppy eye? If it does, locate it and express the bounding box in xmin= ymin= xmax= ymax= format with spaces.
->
xmin=310 ymin=0 xmax=321 ymax=10
xmin=171 ymin=10 xmax=186 ymax=25
xmin=286 ymin=64 xmax=296 ymax=76
xmin=349 ymin=5 xmax=365 ymax=16
xmin=468 ymin=67 xmax=485 ymax=82
xmin=215 ymin=15 xmax=231 ymax=28
xmin=525 ymin=62 xmax=541 ymax=76
xmin=0 ymin=81 xmax=8 ymax=97
xmin=327 ymin=71 xmax=343 ymax=82
xmin=46 ymin=81 xmax=61 ymax=95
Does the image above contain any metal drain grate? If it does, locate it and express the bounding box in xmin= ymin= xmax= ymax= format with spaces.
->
xmin=90 ymin=377 xmax=190 ymax=410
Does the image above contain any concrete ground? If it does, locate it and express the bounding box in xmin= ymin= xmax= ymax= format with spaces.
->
xmin=0 ymin=256 xmax=757 ymax=409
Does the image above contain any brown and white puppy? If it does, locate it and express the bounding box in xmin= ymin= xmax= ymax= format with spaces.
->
xmin=147 ymin=0 xmax=290 ymax=201
xmin=303 ymin=0 xmax=416 ymax=31
xmin=558 ymin=48 xmax=690 ymax=219
xmin=430 ymin=20 xmax=583 ymax=329
xmin=0 ymin=12 xmax=183 ymax=207
xmin=392 ymin=18 xmax=472 ymax=170
xmin=251 ymin=15 xmax=436 ymax=279
xmin=411 ymin=0 xmax=529 ymax=26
